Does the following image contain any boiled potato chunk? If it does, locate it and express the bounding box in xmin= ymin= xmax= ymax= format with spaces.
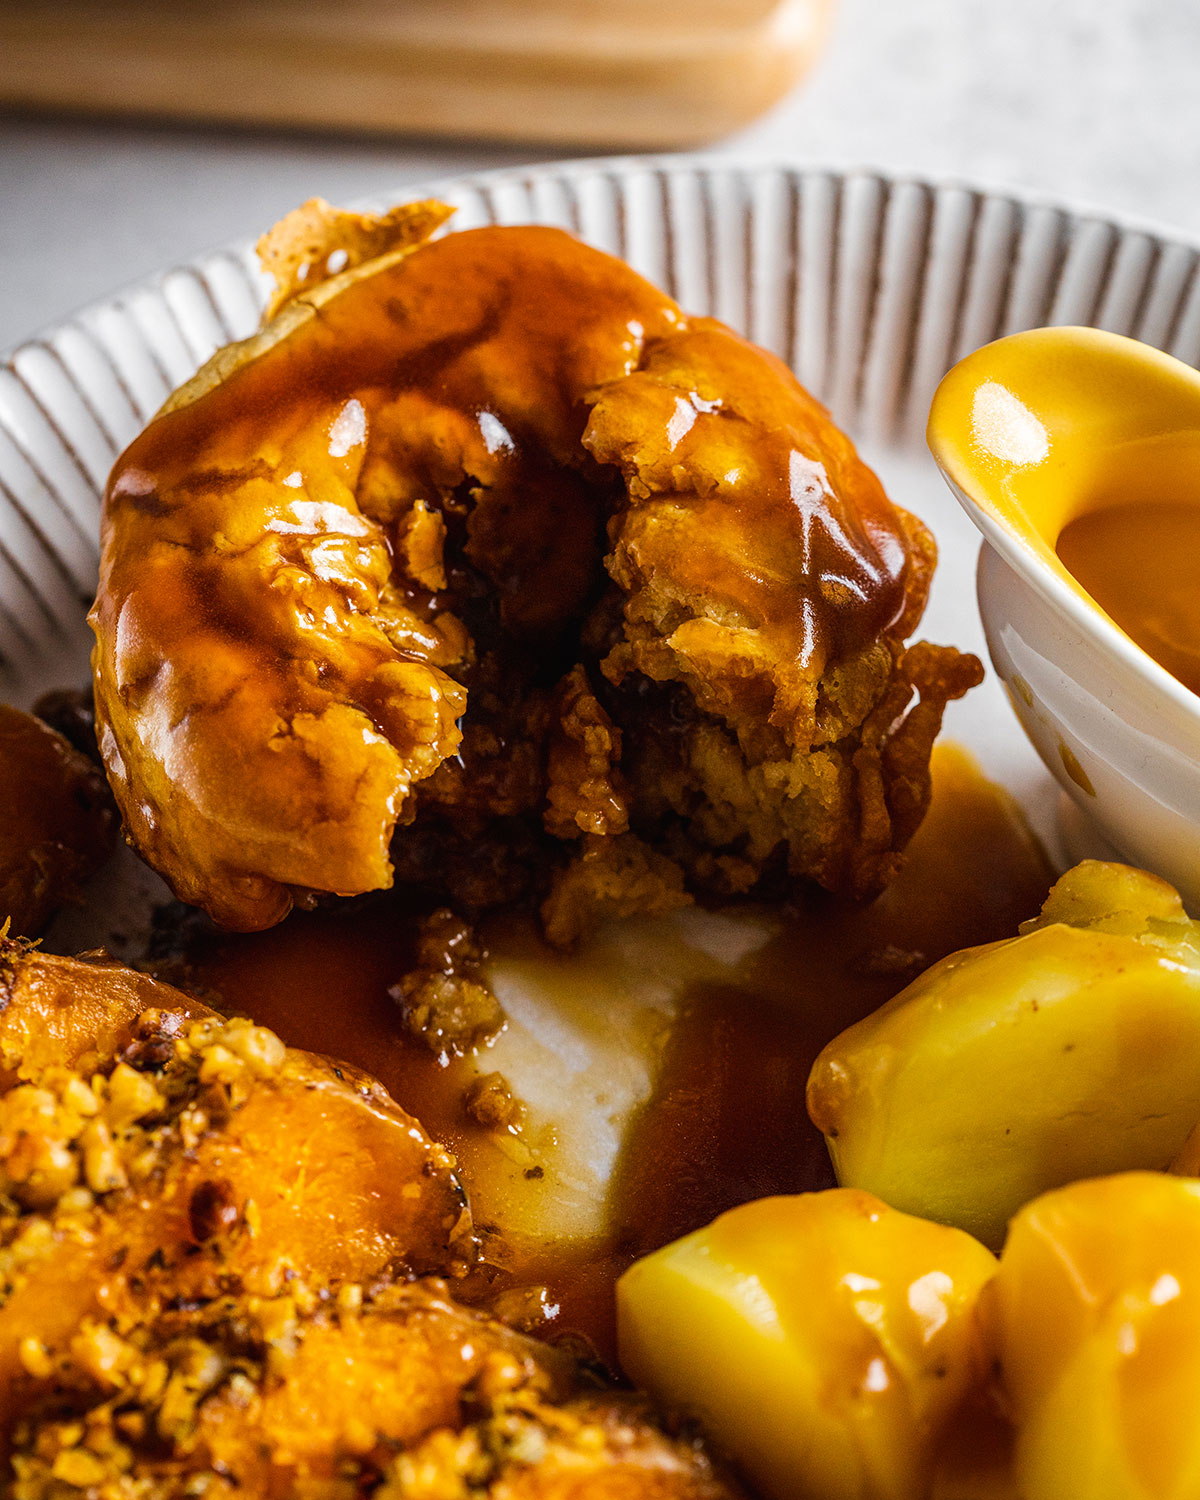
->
xmin=989 ymin=1172 xmax=1200 ymax=1500
xmin=617 ymin=1189 xmax=996 ymax=1500
xmin=808 ymin=861 xmax=1200 ymax=1248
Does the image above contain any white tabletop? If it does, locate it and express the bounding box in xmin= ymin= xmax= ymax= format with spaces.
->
xmin=2 ymin=0 xmax=1198 ymax=351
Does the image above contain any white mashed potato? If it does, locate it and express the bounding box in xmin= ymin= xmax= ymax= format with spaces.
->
xmin=466 ymin=905 xmax=782 ymax=1253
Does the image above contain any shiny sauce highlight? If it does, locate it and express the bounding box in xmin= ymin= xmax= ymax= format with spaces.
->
xmin=110 ymin=224 xmax=918 ymax=686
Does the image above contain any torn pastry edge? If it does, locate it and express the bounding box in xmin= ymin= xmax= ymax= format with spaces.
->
xmin=158 ymin=199 xmax=455 ymax=420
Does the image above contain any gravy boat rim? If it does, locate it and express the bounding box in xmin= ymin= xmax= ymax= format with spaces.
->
xmin=926 ymin=325 xmax=1200 ymax=730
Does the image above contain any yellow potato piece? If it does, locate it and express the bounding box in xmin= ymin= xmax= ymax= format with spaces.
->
xmin=808 ymin=861 xmax=1200 ymax=1248
xmin=989 ymin=1172 xmax=1200 ymax=1500
xmin=616 ymin=1189 xmax=996 ymax=1500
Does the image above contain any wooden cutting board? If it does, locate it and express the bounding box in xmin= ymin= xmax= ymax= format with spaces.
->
xmin=0 ymin=0 xmax=831 ymax=148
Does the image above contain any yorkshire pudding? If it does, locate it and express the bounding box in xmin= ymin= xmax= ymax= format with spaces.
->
xmin=91 ymin=201 xmax=980 ymax=933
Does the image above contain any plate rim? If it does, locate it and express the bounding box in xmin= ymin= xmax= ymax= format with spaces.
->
xmin=2 ymin=148 xmax=1195 ymax=855
xmin=7 ymin=151 xmax=1200 ymax=367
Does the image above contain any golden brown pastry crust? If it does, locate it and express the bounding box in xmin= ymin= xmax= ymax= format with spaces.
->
xmin=256 ymin=196 xmax=454 ymax=322
xmin=91 ymin=208 xmax=980 ymax=933
xmin=0 ymin=706 xmax=115 ymax=937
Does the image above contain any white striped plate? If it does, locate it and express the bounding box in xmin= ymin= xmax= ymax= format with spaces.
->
xmin=6 ymin=156 xmax=1200 ymax=849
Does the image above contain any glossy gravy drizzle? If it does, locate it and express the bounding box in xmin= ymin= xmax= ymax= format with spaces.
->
xmin=184 ymin=744 xmax=1051 ymax=1366
xmin=119 ymin=224 xmax=917 ymax=672
xmin=1056 ymin=500 xmax=1200 ymax=697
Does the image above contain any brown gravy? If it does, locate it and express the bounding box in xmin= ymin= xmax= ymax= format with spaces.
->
xmin=182 ymin=743 xmax=1051 ymax=1366
xmin=121 ymin=225 xmax=917 ymax=674
xmin=1057 ymin=500 xmax=1200 ymax=697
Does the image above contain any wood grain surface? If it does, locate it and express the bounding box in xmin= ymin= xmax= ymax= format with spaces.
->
xmin=0 ymin=0 xmax=832 ymax=147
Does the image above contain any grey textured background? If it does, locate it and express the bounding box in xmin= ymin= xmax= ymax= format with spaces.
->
xmin=1 ymin=0 xmax=1198 ymax=348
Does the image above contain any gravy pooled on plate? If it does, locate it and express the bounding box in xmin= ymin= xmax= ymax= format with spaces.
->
xmin=184 ymin=743 xmax=1051 ymax=1364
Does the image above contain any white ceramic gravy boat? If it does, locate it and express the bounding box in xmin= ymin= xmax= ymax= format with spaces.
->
xmin=927 ymin=325 xmax=1200 ymax=906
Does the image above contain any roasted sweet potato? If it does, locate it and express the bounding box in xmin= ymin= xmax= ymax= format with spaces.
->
xmin=0 ymin=944 xmax=740 ymax=1498
xmin=10 ymin=1277 xmax=738 ymax=1498
xmin=0 ymin=942 xmax=470 ymax=1441
xmin=0 ymin=705 xmax=114 ymax=936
